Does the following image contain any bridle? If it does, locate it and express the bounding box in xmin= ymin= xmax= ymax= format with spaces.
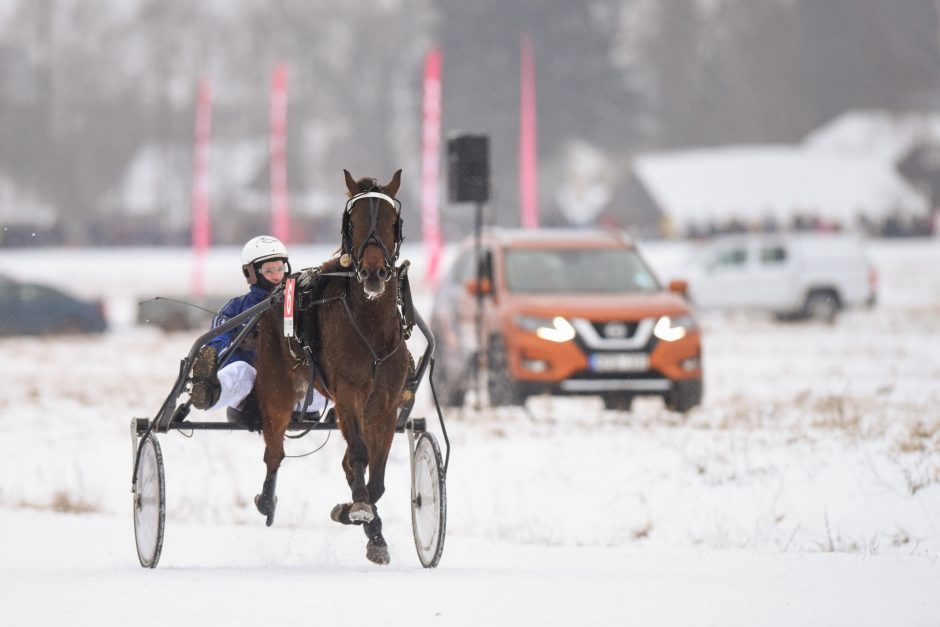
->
xmin=341 ymin=188 xmax=403 ymax=283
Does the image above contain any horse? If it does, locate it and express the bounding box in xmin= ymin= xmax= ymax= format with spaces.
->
xmin=250 ymin=169 xmax=410 ymax=565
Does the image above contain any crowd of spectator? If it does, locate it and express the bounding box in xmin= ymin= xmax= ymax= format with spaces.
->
xmin=682 ymin=210 xmax=937 ymax=240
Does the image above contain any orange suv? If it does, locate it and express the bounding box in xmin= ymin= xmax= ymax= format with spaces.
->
xmin=429 ymin=229 xmax=703 ymax=411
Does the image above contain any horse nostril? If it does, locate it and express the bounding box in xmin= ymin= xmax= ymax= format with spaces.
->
xmin=357 ymin=268 xmax=368 ymax=282
xmin=377 ymin=267 xmax=388 ymax=281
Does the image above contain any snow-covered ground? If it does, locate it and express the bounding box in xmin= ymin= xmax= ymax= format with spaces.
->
xmin=1 ymin=239 xmax=939 ymax=626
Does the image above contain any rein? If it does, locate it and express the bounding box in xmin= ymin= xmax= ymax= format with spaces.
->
xmin=339 ymin=293 xmax=404 ymax=374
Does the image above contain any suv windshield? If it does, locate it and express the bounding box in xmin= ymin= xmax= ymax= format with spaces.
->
xmin=503 ymin=248 xmax=660 ymax=294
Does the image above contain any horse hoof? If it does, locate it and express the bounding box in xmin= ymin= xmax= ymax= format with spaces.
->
xmin=367 ymin=535 xmax=390 ymax=565
xmin=255 ymin=494 xmax=277 ymax=526
xmin=349 ymin=502 xmax=374 ymax=524
xmin=331 ymin=502 xmax=367 ymax=525
xmin=331 ymin=503 xmax=352 ymax=525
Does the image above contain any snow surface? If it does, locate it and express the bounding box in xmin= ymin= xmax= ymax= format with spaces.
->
xmin=1 ymin=240 xmax=939 ymax=626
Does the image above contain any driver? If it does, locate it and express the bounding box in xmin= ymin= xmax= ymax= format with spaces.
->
xmin=189 ymin=235 xmax=324 ymax=414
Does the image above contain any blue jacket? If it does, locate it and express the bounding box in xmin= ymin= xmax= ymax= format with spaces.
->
xmin=206 ymin=284 xmax=270 ymax=366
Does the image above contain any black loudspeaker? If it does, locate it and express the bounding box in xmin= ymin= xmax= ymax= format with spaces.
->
xmin=447 ymin=134 xmax=490 ymax=203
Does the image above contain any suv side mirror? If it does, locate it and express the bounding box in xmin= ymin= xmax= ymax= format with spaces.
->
xmin=465 ymin=277 xmax=493 ymax=296
xmin=668 ymin=279 xmax=689 ymax=296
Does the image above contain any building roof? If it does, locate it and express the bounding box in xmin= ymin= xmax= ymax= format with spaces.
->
xmin=632 ymin=144 xmax=927 ymax=229
xmin=803 ymin=109 xmax=940 ymax=162
xmin=0 ymin=174 xmax=57 ymax=227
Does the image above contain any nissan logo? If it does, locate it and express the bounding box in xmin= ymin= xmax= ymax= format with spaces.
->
xmin=603 ymin=321 xmax=628 ymax=338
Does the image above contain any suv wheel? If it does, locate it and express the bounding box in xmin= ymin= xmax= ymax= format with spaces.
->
xmin=603 ymin=394 xmax=634 ymax=411
xmin=433 ymin=359 xmax=467 ymax=408
xmin=487 ymin=336 xmax=525 ymax=406
xmin=804 ymin=290 xmax=839 ymax=324
xmin=666 ymin=379 xmax=703 ymax=413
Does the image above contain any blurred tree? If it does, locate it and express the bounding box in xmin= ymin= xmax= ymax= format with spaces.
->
xmin=637 ymin=0 xmax=708 ymax=148
xmin=792 ymin=0 xmax=940 ymax=125
xmin=0 ymin=0 xmax=434 ymax=245
xmin=242 ymin=0 xmax=434 ymax=242
xmin=1 ymin=0 xmax=939 ymax=244
xmin=437 ymin=0 xmax=643 ymax=234
xmin=624 ymin=0 xmax=940 ymax=147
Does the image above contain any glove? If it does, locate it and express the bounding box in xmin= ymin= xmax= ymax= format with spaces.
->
xmin=297 ymin=267 xmax=320 ymax=292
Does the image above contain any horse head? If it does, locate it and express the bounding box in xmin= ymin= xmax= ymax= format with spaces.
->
xmin=342 ymin=169 xmax=403 ymax=300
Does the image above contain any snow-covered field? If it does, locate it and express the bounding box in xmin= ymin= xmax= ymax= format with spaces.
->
xmin=1 ymin=239 xmax=939 ymax=626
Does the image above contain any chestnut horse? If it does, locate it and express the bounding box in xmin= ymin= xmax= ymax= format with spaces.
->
xmin=251 ymin=170 xmax=409 ymax=565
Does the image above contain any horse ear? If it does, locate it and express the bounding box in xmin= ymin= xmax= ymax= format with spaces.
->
xmin=383 ymin=169 xmax=402 ymax=197
xmin=343 ymin=169 xmax=360 ymax=197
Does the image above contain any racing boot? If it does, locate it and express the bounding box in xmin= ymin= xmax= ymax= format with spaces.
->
xmin=190 ymin=345 xmax=221 ymax=410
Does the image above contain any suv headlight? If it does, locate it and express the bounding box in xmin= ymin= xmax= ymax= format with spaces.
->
xmin=514 ymin=314 xmax=576 ymax=343
xmin=653 ymin=315 xmax=696 ymax=342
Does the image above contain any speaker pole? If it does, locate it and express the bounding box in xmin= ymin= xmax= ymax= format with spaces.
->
xmin=474 ymin=198 xmax=486 ymax=410
xmin=446 ymin=133 xmax=491 ymax=410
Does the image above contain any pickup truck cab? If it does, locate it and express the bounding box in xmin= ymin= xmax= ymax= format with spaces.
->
xmin=683 ymin=233 xmax=877 ymax=322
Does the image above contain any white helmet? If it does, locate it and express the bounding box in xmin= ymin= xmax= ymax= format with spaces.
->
xmin=241 ymin=235 xmax=289 ymax=284
xmin=242 ymin=235 xmax=288 ymax=265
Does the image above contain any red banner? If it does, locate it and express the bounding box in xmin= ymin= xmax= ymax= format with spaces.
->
xmin=270 ymin=63 xmax=290 ymax=243
xmin=519 ymin=33 xmax=539 ymax=229
xmin=190 ymin=78 xmax=212 ymax=298
xmin=421 ymin=49 xmax=444 ymax=284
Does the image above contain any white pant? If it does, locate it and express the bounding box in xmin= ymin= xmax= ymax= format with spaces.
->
xmin=208 ymin=360 xmax=326 ymax=414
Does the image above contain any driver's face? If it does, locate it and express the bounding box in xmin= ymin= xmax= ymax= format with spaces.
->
xmin=258 ymin=260 xmax=287 ymax=282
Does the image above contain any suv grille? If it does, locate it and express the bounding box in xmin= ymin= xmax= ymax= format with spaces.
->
xmin=572 ymin=317 xmax=655 ymax=351
xmin=590 ymin=320 xmax=640 ymax=339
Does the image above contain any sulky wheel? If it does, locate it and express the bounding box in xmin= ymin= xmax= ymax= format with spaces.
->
xmin=133 ymin=432 xmax=165 ymax=568
xmin=411 ymin=432 xmax=447 ymax=568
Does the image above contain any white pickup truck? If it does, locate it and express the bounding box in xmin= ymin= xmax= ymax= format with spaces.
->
xmin=681 ymin=233 xmax=877 ymax=322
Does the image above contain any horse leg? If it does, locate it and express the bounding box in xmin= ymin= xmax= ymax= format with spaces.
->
xmin=255 ymin=407 xmax=291 ymax=527
xmin=360 ymin=416 xmax=396 ymax=564
xmin=330 ymin=445 xmax=371 ymax=526
xmin=334 ymin=444 xmax=392 ymax=565
xmin=362 ymin=506 xmax=388 ymax=565
xmin=255 ymin=472 xmax=278 ymax=526
xmin=330 ymin=392 xmax=374 ymax=524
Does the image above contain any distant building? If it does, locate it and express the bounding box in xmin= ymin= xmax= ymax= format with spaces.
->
xmin=806 ymin=109 xmax=940 ymax=234
xmin=803 ymin=109 xmax=940 ymax=162
xmin=627 ymin=110 xmax=936 ymax=238
xmin=0 ymin=173 xmax=60 ymax=246
xmin=101 ymin=133 xmax=339 ymax=245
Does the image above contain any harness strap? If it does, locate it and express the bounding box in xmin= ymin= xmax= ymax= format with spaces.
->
xmin=291 ymin=264 xmax=406 ymax=388
xmin=339 ymin=295 xmax=404 ymax=374
xmin=342 ymin=189 xmax=403 ymax=281
xmin=299 ymin=345 xmax=317 ymax=414
xmin=397 ymin=261 xmax=416 ymax=340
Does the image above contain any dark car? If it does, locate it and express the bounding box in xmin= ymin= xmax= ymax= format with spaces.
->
xmin=0 ymin=276 xmax=107 ymax=335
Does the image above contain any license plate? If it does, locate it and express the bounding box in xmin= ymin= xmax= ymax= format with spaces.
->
xmin=589 ymin=352 xmax=649 ymax=372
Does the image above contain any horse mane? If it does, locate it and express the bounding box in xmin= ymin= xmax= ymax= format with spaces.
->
xmin=317 ymin=255 xmax=346 ymax=275
xmin=349 ymin=177 xmax=381 ymax=196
